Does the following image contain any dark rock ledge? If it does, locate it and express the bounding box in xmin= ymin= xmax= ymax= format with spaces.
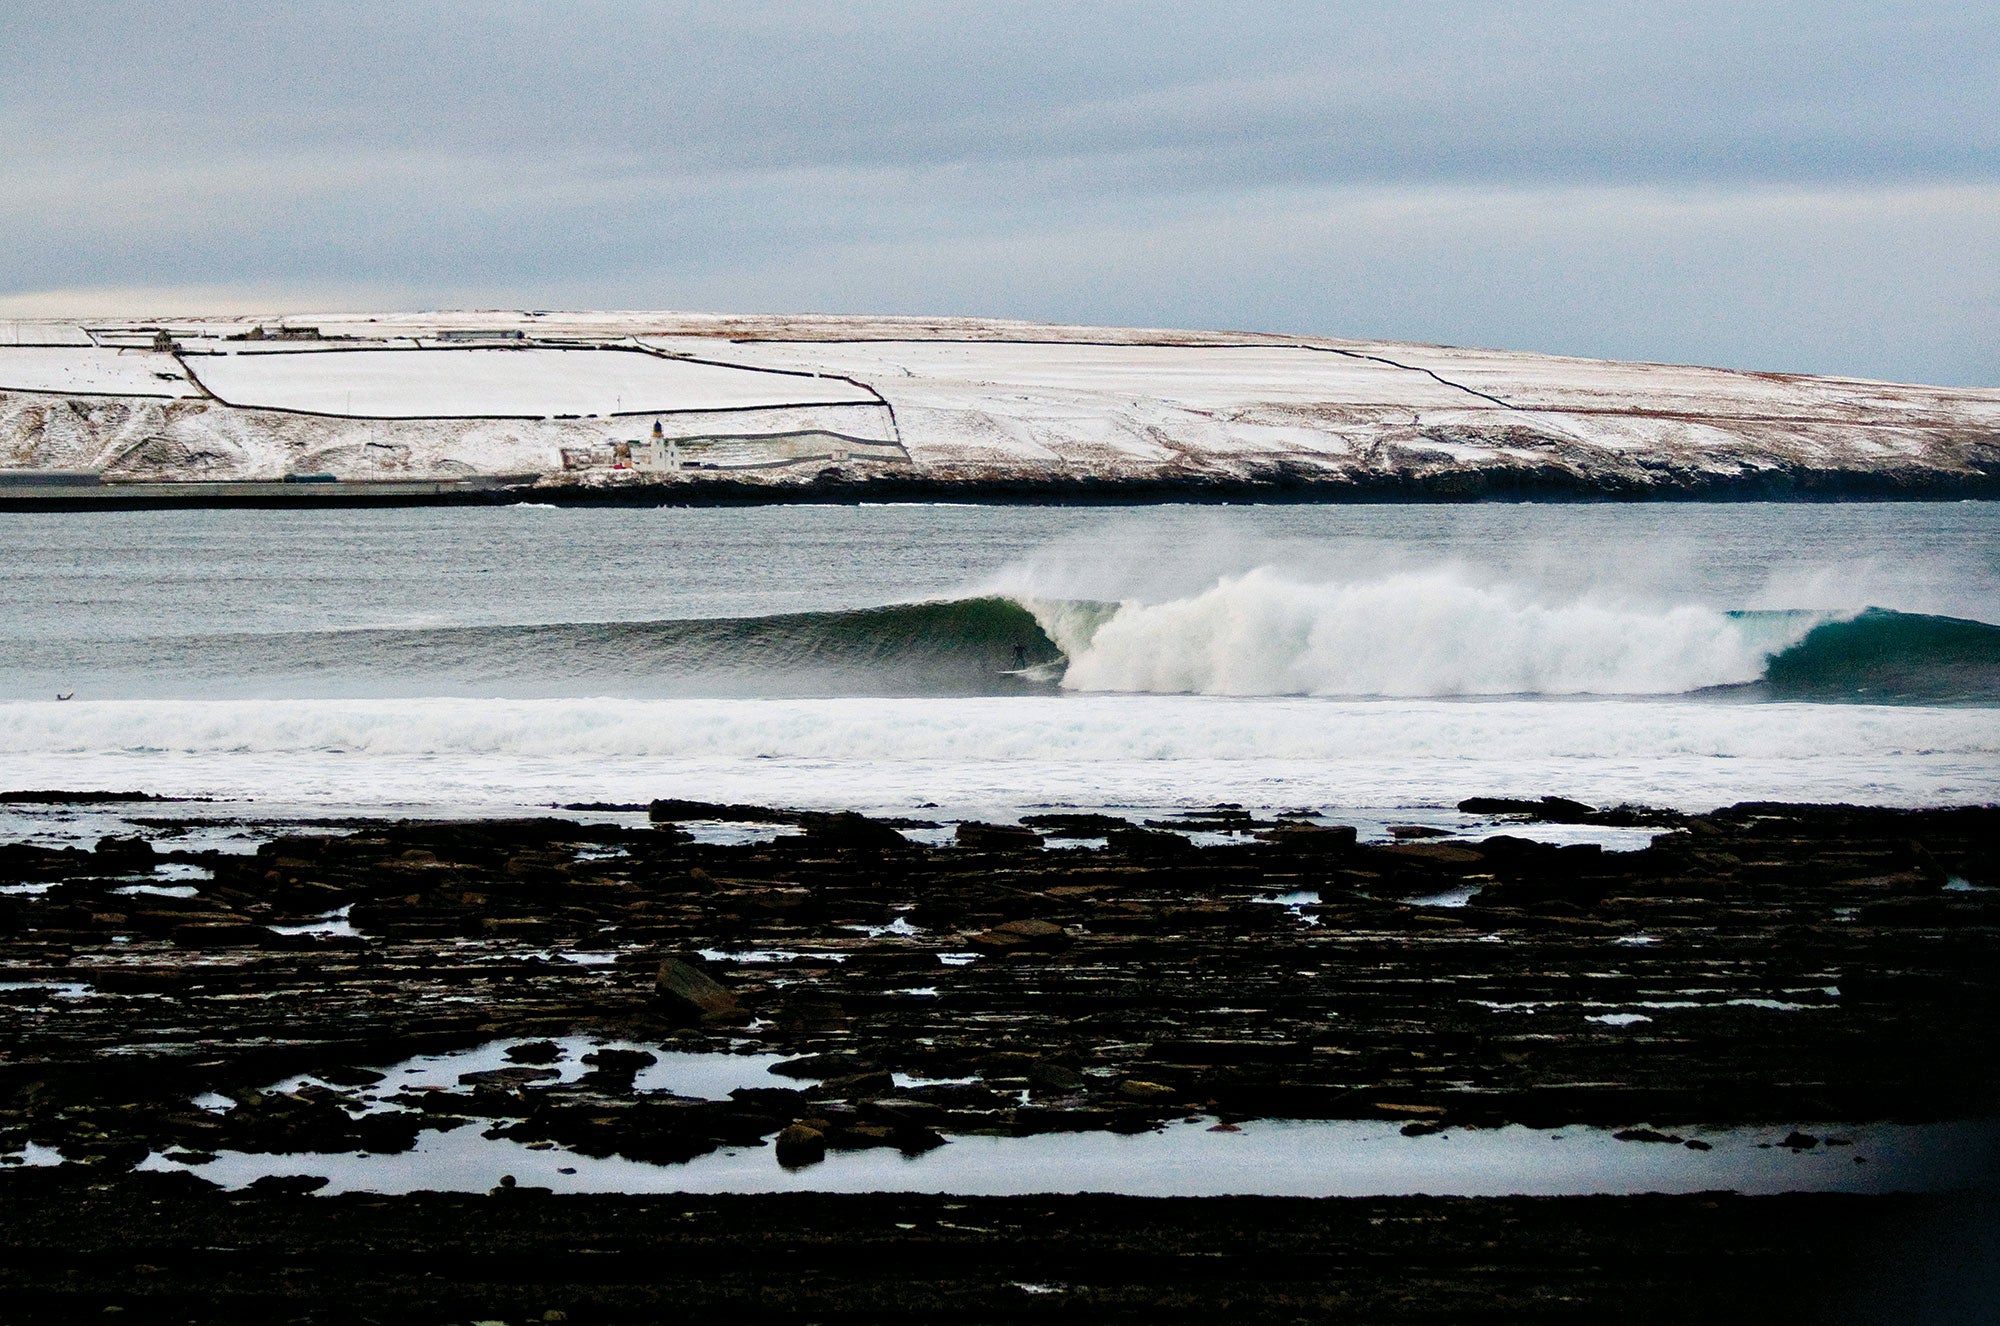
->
xmin=0 ymin=798 xmax=1994 ymax=1170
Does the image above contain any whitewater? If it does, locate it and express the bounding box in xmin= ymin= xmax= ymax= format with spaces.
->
xmin=2 ymin=502 xmax=1995 ymax=815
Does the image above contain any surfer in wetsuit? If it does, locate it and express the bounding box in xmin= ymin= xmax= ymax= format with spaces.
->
xmin=1012 ymin=643 xmax=1030 ymax=670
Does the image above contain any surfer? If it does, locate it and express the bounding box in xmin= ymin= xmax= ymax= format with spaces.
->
xmin=55 ymin=692 xmax=73 ymax=701
xmin=1012 ymin=644 xmax=1030 ymax=670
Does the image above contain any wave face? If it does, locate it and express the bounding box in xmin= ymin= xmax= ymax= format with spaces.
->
xmin=13 ymin=572 xmax=1998 ymax=703
xmin=1762 ymin=608 xmax=2000 ymax=701
xmin=19 ymin=598 xmax=1071 ymax=700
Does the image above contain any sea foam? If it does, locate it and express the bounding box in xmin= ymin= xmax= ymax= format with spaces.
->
xmin=1039 ymin=567 xmax=1820 ymax=696
xmin=3 ymin=694 xmax=1996 ymax=813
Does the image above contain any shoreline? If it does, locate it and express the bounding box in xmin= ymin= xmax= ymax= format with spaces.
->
xmin=4 ymin=464 xmax=1999 ymax=511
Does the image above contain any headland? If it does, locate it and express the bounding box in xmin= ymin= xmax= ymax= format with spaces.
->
xmin=3 ymin=312 xmax=1995 ymax=506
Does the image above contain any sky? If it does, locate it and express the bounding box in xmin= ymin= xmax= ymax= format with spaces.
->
xmin=1 ymin=1 xmax=1994 ymax=384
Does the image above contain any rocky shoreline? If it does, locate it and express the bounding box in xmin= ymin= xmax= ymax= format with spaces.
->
xmin=6 ymin=464 xmax=2000 ymax=511
xmin=3 ymin=794 xmax=1997 ymax=1318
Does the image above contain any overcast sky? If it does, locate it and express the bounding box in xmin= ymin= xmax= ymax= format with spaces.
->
xmin=2 ymin=1 xmax=1994 ymax=383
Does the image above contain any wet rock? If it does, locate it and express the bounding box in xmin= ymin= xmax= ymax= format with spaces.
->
xmin=772 ymin=1052 xmax=871 ymax=1080
xmin=1459 ymin=795 xmax=1600 ymax=823
xmin=774 ymin=1122 xmax=827 ymax=1166
xmin=1116 ymin=1079 xmax=1176 ymax=1102
xmin=812 ymin=1070 xmax=895 ymax=1099
xmin=1377 ymin=842 xmax=1486 ymax=869
xmin=897 ymin=1082 xmax=1017 ymax=1111
xmin=224 ymin=1091 xmax=363 ymax=1152
xmin=354 ymin=1114 xmax=422 ymax=1154
xmin=1016 ymin=1103 xmax=1117 ymax=1133
xmin=1149 ymin=805 xmax=1271 ymax=833
xmin=955 ymin=822 xmax=1043 ymax=851
xmin=648 ymin=798 xmax=794 ymax=824
xmin=93 ymin=835 xmax=157 ymax=866
xmin=725 ymin=1086 xmax=808 ymax=1115
xmin=798 ymin=812 xmax=908 ymax=852
xmin=170 ymin=923 xmax=268 ymax=949
xmin=578 ymin=1048 xmax=657 ymax=1091
xmin=1149 ymin=1039 xmax=1310 ymax=1065
xmin=67 ymin=1140 xmax=152 ymax=1171
xmin=459 ymin=1066 xmax=561 ymax=1089
xmin=506 ymin=1040 xmax=566 ymax=1064
xmin=245 ymin=1174 xmax=329 ymax=1196
xmin=498 ymin=1101 xmax=723 ymax=1166
xmin=1258 ymin=823 xmax=1358 ymax=852
xmin=1021 ymin=812 xmax=1132 ymax=836
xmin=826 ymin=1121 xmax=897 ymax=1149
xmin=890 ymin=1124 xmax=948 ymax=1155
xmin=969 ymin=918 xmax=1071 ymax=953
xmin=655 ymin=956 xmax=741 ymax=1022
xmin=1780 ymin=1131 xmax=1820 ymax=1150
xmin=1613 ymin=1128 xmax=1686 ymax=1144
xmin=1372 ymin=1104 xmax=1445 ymax=1120
xmin=1026 ymin=1061 xmax=1086 ymax=1092
xmin=1106 ymin=827 xmax=1193 ymax=857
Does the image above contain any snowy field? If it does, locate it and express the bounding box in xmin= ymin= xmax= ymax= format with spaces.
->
xmin=0 ymin=346 xmax=196 ymax=398
xmin=181 ymin=345 xmax=875 ymax=418
xmin=646 ymin=338 xmax=1478 ymax=409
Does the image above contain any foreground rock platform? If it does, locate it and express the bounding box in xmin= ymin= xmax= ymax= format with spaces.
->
xmin=4 ymin=797 xmax=1998 ymax=1318
xmin=4 ymin=799 xmax=1998 ymax=1165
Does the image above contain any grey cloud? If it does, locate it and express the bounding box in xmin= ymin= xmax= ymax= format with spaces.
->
xmin=1 ymin=1 xmax=1994 ymax=382
xmin=7 ymin=1 xmax=1992 ymax=183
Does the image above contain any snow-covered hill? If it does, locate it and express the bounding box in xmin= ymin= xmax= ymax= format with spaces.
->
xmin=2 ymin=311 xmax=1994 ymax=494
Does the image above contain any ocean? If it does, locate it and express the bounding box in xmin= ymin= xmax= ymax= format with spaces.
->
xmin=2 ymin=501 xmax=1997 ymax=819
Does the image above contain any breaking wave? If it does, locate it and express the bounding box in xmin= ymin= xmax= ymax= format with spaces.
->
xmin=1040 ymin=570 xmax=2000 ymax=701
xmin=16 ymin=570 xmax=2000 ymax=702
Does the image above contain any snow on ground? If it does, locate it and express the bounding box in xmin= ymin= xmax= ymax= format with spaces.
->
xmin=181 ymin=346 xmax=876 ymax=419
xmin=645 ymin=338 xmax=1475 ymax=409
xmin=0 ymin=347 xmax=197 ymax=399
xmin=662 ymin=334 xmax=2000 ymax=477
xmin=0 ymin=312 xmax=1994 ymax=484
xmin=644 ymin=338 xmax=1468 ymax=472
xmin=0 ymin=394 xmax=895 ymax=481
xmin=1359 ymin=340 xmax=2000 ymax=427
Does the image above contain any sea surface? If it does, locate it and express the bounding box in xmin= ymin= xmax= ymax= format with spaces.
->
xmin=2 ymin=501 xmax=1997 ymax=818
